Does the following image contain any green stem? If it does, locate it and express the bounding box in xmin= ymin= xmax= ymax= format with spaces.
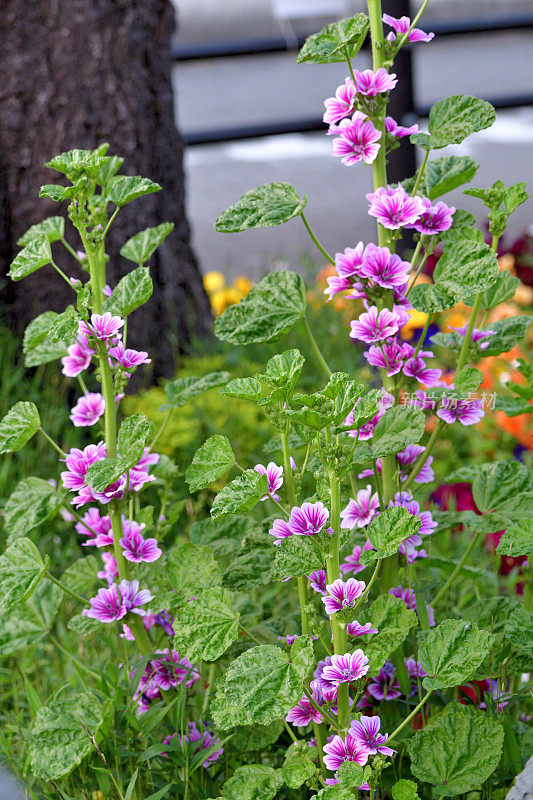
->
xmin=432 ymin=530 xmax=482 ymax=607
xmin=391 ymin=648 xmax=411 ymax=696
xmin=51 ymin=260 xmax=76 ymax=289
xmin=61 ymin=237 xmax=83 ymax=262
xmin=301 ymin=212 xmax=335 ymax=264
xmin=149 ymin=408 xmax=173 ymax=452
xmin=415 ymin=591 xmax=431 ymax=630
xmin=367 ymin=0 xmax=389 ymax=248
xmin=412 ymin=314 xmax=432 ymax=358
xmin=101 ymin=207 xmax=119 ymax=240
xmin=392 ymin=0 xmax=430 ymax=53
xmin=327 ymin=471 xmax=349 ymax=729
xmin=302 ymin=316 xmax=332 ymax=378
xmin=350 ymin=560 xmax=380 ymax=616
xmin=456 ymin=292 xmax=483 ymax=372
xmin=240 ymin=623 xmax=263 ymax=646
xmin=302 ymin=686 xmax=338 ymax=729
xmin=201 ymin=663 xmax=217 ymax=716
xmin=410 ymin=150 xmax=429 ymax=197
xmin=403 ymin=420 xmax=445 ymax=491
xmin=387 ymin=691 xmax=433 ymax=744
xmin=46 ymin=571 xmax=87 ymax=605
xmin=373 ymin=461 xmax=384 ymax=510
xmin=49 ymin=634 xmax=102 ymax=683
xmin=38 ymin=427 xmax=66 ymax=457
xmin=313 ymin=721 xmax=328 ymax=774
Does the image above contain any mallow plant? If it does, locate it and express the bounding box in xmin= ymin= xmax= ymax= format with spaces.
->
xmin=0 ymin=3 xmax=532 ymax=800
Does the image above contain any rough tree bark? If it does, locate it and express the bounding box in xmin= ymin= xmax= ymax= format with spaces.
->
xmin=0 ymin=0 xmax=212 ymax=379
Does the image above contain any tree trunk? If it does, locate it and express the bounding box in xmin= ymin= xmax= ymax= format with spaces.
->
xmin=0 ymin=0 xmax=212 ymax=379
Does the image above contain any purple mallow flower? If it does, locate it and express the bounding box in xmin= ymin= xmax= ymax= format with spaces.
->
xmin=367 ymin=660 xmax=401 ymax=701
xmin=389 ymin=585 xmax=435 ymax=627
xmin=289 ymin=501 xmax=329 ymax=536
xmin=108 ymin=341 xmax=151 ymax=370
xmin=323 ymin=77 xmax=356 ymax=125
xmin=412 ymin=199 xmax=455 ymax=235
xmin=385 ymin=116 xmax=419 ymax=137
xmin=98 ymin=552 xmax=118 ymax=583
xmin=358 ymin=244 xmax=411 ymax=289
xmin=437 ymin=396 xmax=485 ymax=426
xmin=405 ymin=656 xmax=428 ymax=697
xmin=286 ymin=684 xmax=324 ymax=726
xmin=332 ymin=112 xmax=382 ymax=166
xmin=254 ymin=461 xmax=284 ymax=501
xmin=350 ymin=715 xmax=395 ymax=756
xmin=322 ymin=650 xmax=369 ymax=685
xmin=390 ymin=491 xmax=437 ymax=538
xmin=322 ymin=578 xmax=366 ymax=614
xmin=178 ymin=724 xmax=223 ymax=768
xmin=397 ymin=444 xmax=435 ymax=484
xmin=350 ymin=304 xmax=408 ymax=344
xmin=61 ymin=341 xmax=93 ymax=377
xmin=308 ymin=570 xmax=327 ymax=594
xmin=70 ymin=393 xmax=105 ymax=427
xmin=340 ymin=542 xmax=373 ymax=575
xmin=449 ymin=325 xmax=496 ymax=350
xmin=340 ymin=485 xmax=380 ymax=529
xmin=382 ymin=13 xmax=434 ymax=43
xmin=120 ymin=522 xmax=162 ymax=563
xmin=80 ymin=312 xmax=124 ymax=342
xmin=367 ymin=185 xmax=426 ymax=230
xmin=353 ymin=67 xmax=397 ymax=97
xmin=269 ymin=518 xmax=292 ymax=545
xmin=323 ymin=734 xmax=370 ymax=772
xmin=83 ymin=579 xmax=153 ymax=623
xmin=347 ymin=620 xmax=378 ymax=637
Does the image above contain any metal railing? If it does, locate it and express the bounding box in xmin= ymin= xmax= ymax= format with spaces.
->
xmin=173 ymin=3 xmax=533 ymax=182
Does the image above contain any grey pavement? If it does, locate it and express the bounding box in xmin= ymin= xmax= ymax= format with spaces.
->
xmin=171 ymin=7 xmax=533 ymax=277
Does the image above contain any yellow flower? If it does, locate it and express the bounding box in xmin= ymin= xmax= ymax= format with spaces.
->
xmin=92 ymin=792 xmax=105 ymax=800
xmin=233 ymin=276 xmax=253 ymax=296
xmin=401 ymin=308 xmax=428 ymax=340
xmin=210 ymin=287 xmax=242 ymax=315
xmin=203 ymin=271 xmax=225 ymax=294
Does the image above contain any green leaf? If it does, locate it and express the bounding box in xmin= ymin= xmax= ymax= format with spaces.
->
xmin=23 ymin=312 xmax=67 ymax=367
xmin=4 ymin=477 xmax=63 ymax=542
xmin=454 ymin=366 xmax=483 ymax=395
xmin=424 ymin=155 xmax=479 ymax=199
xmin=360 ymin=507 xmax=421 ymax=565
xmin=153 ymin=543 xmax=222 ymax=611
xmin=0 ymin=538 xmax=49 ymax=613
xmin=107 ymin=175 xmax=161 ymax=206
xmin=337 ymin=762 xmax=372 ymax=789
xmin=231 ymin=720 xmax=284 ymax=752
xmin=496 ymin=520 xmax=533 ymax=556
xmin=103 ymin=266 xmax=153 ymax=316
xmin=219 ymin=376 xmax=263 ymax=402
xmin=219 ymin=765 xmax=283 ymax=800
xmin=61 ymin=556 xmax=99 ymax=596
xmin=480 ymin=315 xmax=532 ymax=357
xmin=39 ymin=184 xmax=74 ymax=202
xmin=440 ymin=209 xmax=483 ymax=246
xmin=214 ymin=271 xmax=306 ymax=345
xmin=472 ymin=461 xmax=529 ymax=513
xmin=297 ymin=14 xmax=369 ymax=63
xmin=210 ymin=469 xmax=268 ymax=519
xmin=29 ymin=693 xmax=110 ymax=780
xmin=411 ymin=95 xmax=496 ymax=150
xmin=95 ymin=154 xmax=124 ymax=186
xmin=407 ymin=703 xmax=504 ymax=795
xmin=117 ymin=413 xmax=153 ymax=464
xmin=311 ymin=788 xmax=353 ymax=800
xmin=392 ymin=779 xmax=420 ymax=800
xmin=223 ymin=544 xmax=275 ymax=592
xmin=410 ymin=239 xmax=499 ymax=313
xmin=46 ymin=306 xmax=81 ymax=344
xmin=186 ymin=435 xmax=235 ymax=492
xmin=171 ymin=587 xmax=239 ymax=661
xmin=464 ymin=180 xmax=529 ymax=214
xmin=84 ymin=457 xmax=125 ymax=492
xmin=67 ymin=613 xmax=104 ymax=637
xmin=418 ymin=619 xmax=494 ymax=690
xmin=504 ymin=605 xmax=533 ymax=654
xmin=45 ymin=148 xmax=110 ymax=180
xmin=0 ymin=580 xmax=62 ymax=656
xmin=290 ymin=373 xmax=364 ymax=430
xmin=18 ymin=216 xmax=65 ymax=246
xmin=212 ymin=638 xmax=314 ymax=727
xmin=264 ymin=349 xmax=305 ymax=393
xmin=0 ymin=401 xmax=41 ymax=454
xmin=370 ymin=405 xmax=425 ymax=457
xmin=160 ymin=371 xmax=230 ymax=410
xmin=8 ymin=236 xmax=52 ymax=281
xmin=469 ymin=270 xmax=520 ymax=310
xmin=359 ymin=595 xmax=417 ymax=672
xmin=282 ymin=755 xmax=316 ymax=788
xmin=120 ymin=222 xmax=174 ymax=264
xmin=274 ymin=535 xmax=324 ymax=578
xmin=215 ymin=182 xmax=306 ymax=232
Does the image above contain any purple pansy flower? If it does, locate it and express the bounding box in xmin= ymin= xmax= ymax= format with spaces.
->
xmin=349 ymin=715 xmax=395 ymax=756
xmin=340 ymin=485 xmax=380 ymax=529
xmin=322 ymin=578 xmax=366 ymax=614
